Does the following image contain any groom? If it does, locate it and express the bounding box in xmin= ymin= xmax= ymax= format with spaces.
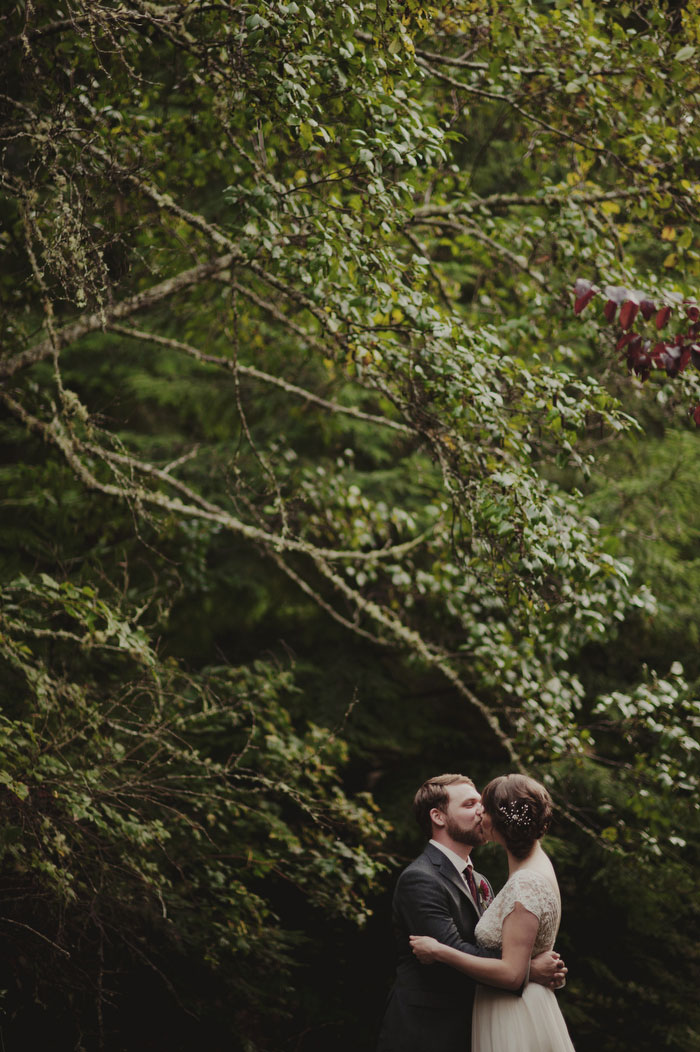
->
xmin=375 ymin=774 xmax=566 ymax=1052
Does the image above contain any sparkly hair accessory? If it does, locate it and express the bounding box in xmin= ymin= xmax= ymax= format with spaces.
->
xmin=498 ymin=800 xmax=533 ymax=829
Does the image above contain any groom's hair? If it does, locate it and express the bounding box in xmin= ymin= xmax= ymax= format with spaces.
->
xmin=413 ymin=774 xmax=475 ymax=837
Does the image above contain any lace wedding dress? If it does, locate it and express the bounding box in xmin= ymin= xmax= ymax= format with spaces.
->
xmin=472 ymin=868 xmax=576 ymax=1052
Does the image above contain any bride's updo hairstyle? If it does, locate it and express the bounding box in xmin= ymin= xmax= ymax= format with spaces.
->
xmin=481 ymin=774 xmax=553 ymax=859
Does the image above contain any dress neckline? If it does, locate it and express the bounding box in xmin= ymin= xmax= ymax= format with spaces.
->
xmin=508 ymin=865 xmax=549 ymax=878
xmin=506 ymin=865 xmax=560 ymax=903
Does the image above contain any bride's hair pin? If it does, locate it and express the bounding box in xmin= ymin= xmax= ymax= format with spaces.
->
xmin=497 ymin=800 xmax=533 ymax=830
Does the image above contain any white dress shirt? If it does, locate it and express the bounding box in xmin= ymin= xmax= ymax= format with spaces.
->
xmin=429 ymin=838 xmax=477 ymax=898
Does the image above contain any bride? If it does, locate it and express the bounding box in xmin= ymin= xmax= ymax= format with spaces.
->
xmin=410 ymin=773 xmax=576 ymax=1052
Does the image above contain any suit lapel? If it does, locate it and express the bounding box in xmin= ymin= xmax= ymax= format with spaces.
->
xmin=424 ymin=843 xmax=480 ymax=914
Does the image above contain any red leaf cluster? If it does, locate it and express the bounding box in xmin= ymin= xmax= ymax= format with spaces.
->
xmin=572 ymin=280 xmax=700 ymax=425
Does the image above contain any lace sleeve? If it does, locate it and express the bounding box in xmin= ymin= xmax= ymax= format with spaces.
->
xmin=499 ymin=870 xmax=556 ymax=922
xmin=475 ymin=869 xmax=560 ymax=954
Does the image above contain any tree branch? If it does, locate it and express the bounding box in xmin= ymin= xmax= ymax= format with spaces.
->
xmin=415 ymin=55 xmax=612 ymax=157
xmin=0 ymin=917 xmax=70 ymax=957
xmin=107 ymin=325 xmax=413 ymax=435
xmin=267 ymin=550 xmax=393 ymax=648
xmin=412 ymin=187 xmax=644 ymax=219
xmin=354 ymin=31 xmax=628 ymax=78
xmin=308 ymin=554 xmax=519 ymax=764
xmin=415 ymin=217 xmax=545 ymax=284
xmin=75 ymin=139 xmax=345 ymax=348
xmin=0 ymin=390 xmax=432 ymax=566
xmin=0 ymin=254 xmax=235 ymax=380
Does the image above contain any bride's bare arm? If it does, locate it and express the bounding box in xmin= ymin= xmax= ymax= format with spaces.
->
xmin=410 ymin=903 xmax=538 ymax=991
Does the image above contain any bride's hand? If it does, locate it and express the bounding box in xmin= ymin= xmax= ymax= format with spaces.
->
xmin=409 ymin=935 xmax=441 ymax=964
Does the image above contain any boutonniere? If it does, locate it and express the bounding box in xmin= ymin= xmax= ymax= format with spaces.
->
xmin=478 ymin=879 xmax=491 ymax=910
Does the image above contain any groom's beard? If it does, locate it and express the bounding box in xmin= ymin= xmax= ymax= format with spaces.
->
xmin=445 ymin=816 xmax=486 ymax=846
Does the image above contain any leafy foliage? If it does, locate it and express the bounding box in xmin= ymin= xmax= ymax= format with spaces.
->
xmin=0 ymin=572 xmax=388 ymax=1045
xmin=0 ymin=0 xmax=699 ymax=1049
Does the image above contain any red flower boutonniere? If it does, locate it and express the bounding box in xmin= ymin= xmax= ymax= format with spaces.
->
xmin=478 ymin=879 xmax=491 ymax=910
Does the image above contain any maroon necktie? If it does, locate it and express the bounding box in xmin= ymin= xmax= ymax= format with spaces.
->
xmin=463 ymin=864 xmax=479 ymax=905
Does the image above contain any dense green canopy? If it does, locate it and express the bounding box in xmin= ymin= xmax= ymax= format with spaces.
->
xmin=1 ymin=1 xmax=699 ymax=1049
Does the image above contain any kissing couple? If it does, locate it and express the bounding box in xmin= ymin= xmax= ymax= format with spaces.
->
xmin=376 ymin=772 xmax=575 ymax=1052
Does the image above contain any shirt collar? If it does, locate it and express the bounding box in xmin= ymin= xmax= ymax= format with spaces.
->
xmin=429 ymin=838 xmax=473 ymax=876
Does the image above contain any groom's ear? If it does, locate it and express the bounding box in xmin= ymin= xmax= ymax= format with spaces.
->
xmin=430 ymin=807 xmax=446 ymax=828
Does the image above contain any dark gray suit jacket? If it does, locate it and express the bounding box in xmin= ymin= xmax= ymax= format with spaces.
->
xmin=375 ymin=843 xmax=495 ymax=1052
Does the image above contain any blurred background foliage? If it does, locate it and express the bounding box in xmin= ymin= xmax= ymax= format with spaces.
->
xmin=1 ymin=0 xmax=699 ymax=1049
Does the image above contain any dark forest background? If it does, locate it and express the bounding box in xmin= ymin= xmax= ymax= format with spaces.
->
xmin=1 ymin=1 xmax=700 ymax=1049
